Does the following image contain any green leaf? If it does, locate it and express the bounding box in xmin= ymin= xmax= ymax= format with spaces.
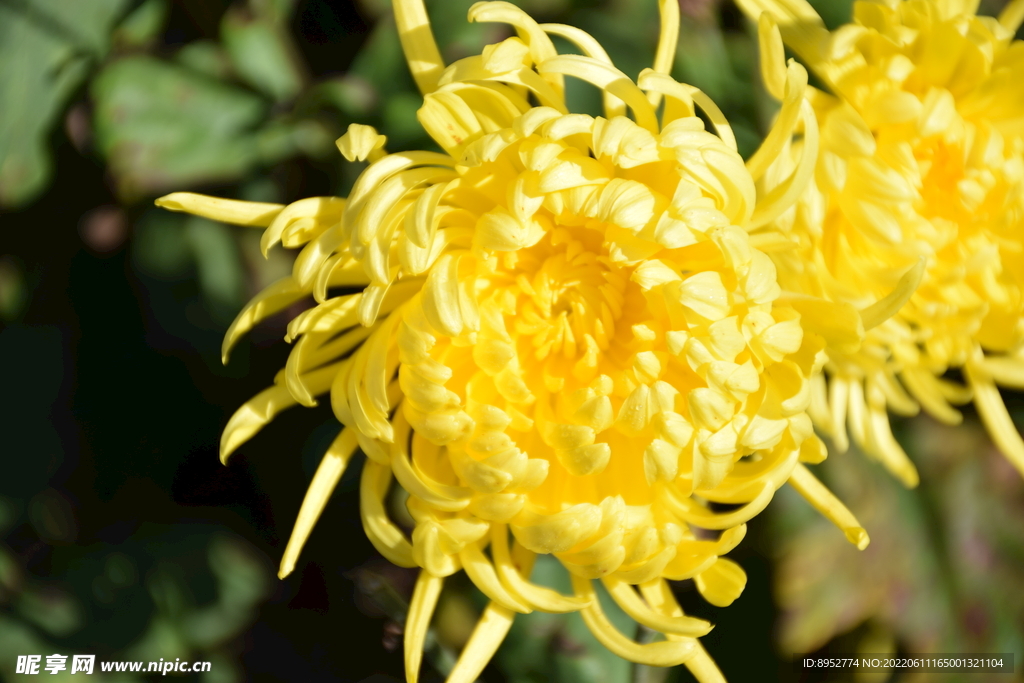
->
xmin=113 ymin=0 xmax=169 ymax=48
xmin=0 ymin=0 xmax=129 ymax=207
xmin=221 ymin=5 xmax=305 ymax=103
xmin=183 ymin=216 xmax=246 ymax=319
xmin=249 ymin=0 xmax=299 ymax=24
xmin=132 ymin=210 xmax=192 ymax=279
xmin=304 ymin=75 xmax=377 ymax=118
xmin=16 ymin=586 xmax=82 ymax=638
xmin=0 ymin=257 xmax=29 ymax=322
xmin=175 ymin=40 xmax=234 ymax=80
xmin=91 ymin=56 xmax=270 ymax=197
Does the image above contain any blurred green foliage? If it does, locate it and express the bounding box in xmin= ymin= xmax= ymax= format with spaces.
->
xmin=771 ymin=417 xmax=1024 ymax=680
xmin=90 ymin=4 xmax=335 ymax=200
xmin=94 ymin=57 xmax=270 ymax=195
xmin=0 ymin=491 xmax=272 ymax=682
xmin=0 ymin=0 xmax=128 ymax=206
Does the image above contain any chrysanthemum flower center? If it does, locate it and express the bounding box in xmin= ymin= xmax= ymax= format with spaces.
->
xmin=512 ymin=227 xmax=621 ymax=361
xmin=491 ymin=228 xmax=667 ymax=510
xmin=390 ymin=104 xmax=820 ymax=540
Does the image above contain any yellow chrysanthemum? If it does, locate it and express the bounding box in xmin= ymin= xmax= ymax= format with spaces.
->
xmin=738 ymin=0 xmax=1024 ymax=484
xmin=157 ymin=1 xmax=882 ymax=680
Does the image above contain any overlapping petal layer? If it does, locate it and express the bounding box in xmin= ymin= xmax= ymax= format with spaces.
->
xmin=739 ymin=0 xmax=1024 ymax=483
xmin=158 ymin=1 xmax=874 ymax=681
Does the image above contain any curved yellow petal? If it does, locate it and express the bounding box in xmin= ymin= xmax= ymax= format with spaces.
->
xmin=733 ymin=0 xmax=829 ymax=69
xmin=858 ymin=257 xmax=926 ymax=331
xmin=222 ymin=277 xmax=306 ymax=364
xmin=639 ymin=581 xmax=725 ymax=683
xmin=490 ymin=524 xmax=590 ymax=613
xmin=279 ymin=428 xmax=359 ymax=578
xmin=155 ymin=192 xmax=283 ymax=226
xmin=999 ymin=0 xmax=1024 ymax=32
xmin=539 ymin=23 xmax=626 ymax=119
xmin=406 ymin=571 xmax=444 ymax=683
xmin=261 ymin=197 xmax=346 ymax=257
xmin=221 ymin=385 xmax=297 ymax=464
xmin=445 ymin=602 xmax=516 ymax=683
xmin=572 ymin=575 xmax=698 ymax=667
xmin=788 ymin=463 xmax=870 ymax=549
xmin=966 ymin=362 xmax=1024 ymax=477
xmin=360 ymin=460 xmax=417 ymax=567
xmin=337 ymin=123 xmax=388 ymax=162
xmin=468 ymin=1 xmax=562 ymax=93
xmin=539 ymin=55 xmax=659 ymax=132
xmin=978 ymin=355 xmax=1024 ymax=391
xmin=694 ymin=557 xmax=747 ymax=607
xmin=866 ymin=406 xmax=920 ymax=488
xmin=284 ymin=329 xmax=364 ymax=407
xmin=393 ymin=0 xmax=445 ymax=95
xmin=747 ymin=99 xmax=818 ymax=228
xmin=745 ymin=61 xmax=807 ymax=181
xmin=663 ymin=481 xmax=775 ymax=530
xmin=220 ymin=364 xmax=336 ymax=463
xmin=392 ymin=416 xmax=473 ymax=511
xmin=647 ymin=0 xmax=680 ymax=107
xmin=638 ymin=70 xmax=737 ymax=151
xmin=459 ymin=543 xmax=533 ymax=613
xmin=757 ymin=13 xmax=787 ymax=100
xmin=603 ymin=577 xmax=712 ymax=636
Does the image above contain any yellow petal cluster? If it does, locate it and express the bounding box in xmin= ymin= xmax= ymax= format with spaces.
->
xmin=738 ymin=0 xmax=1024 ymax=484
xmin=157 ymin=1 xmax=874 ymax=681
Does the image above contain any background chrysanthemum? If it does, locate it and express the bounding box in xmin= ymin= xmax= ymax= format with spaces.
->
xmin=739 ymin=0 xmax=1024 ymax=485
xmin=156 ymin=1 xmax=879 ymax=681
